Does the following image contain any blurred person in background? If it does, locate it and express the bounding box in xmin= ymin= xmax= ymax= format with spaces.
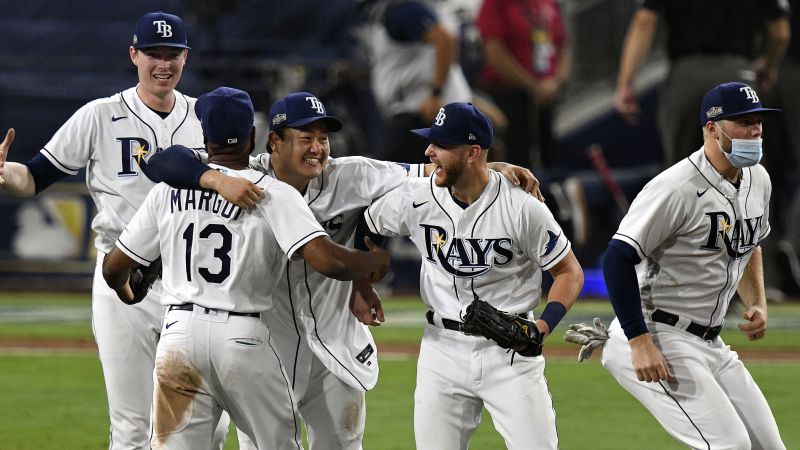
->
xmin=615 ymin=0 xmax=790 ymax=166
xmin=476 ymin=0 xmax=571 ymax=170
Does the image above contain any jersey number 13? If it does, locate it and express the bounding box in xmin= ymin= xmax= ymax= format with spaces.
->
xmin=181 ymin=223 xmax=232 ymax=283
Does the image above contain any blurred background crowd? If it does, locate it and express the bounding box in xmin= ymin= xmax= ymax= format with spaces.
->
xmin=0 ymin=0 xmax=797 ymax=300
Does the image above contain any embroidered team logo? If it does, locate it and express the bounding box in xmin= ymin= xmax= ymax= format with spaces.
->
xmin=739 ymin=86 xmax=759 ymax=103
xmin=434 ymin=108 xmax=446 ymax=126
xmin=306 ymin=96 xmax=325 ymax=114
xmin=420 ymin=224 xmax=514 ymax=277
xmin=700 ymin=211 xmax=763 ymax=259
xmin=153 ymin=20 xmax=173 ymax=38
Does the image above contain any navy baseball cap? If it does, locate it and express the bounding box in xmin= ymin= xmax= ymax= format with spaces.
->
xmin=132 ymin=11 xmax=190 ymax=49
xmin=268 ymin=92 xmax=343 ymax=132
xmin=412 ymin=102 xmax=493 ymax=149
xmin=700 ymin=82 xmax=780 ymax=126
xmin=195 ymin=87 xmax=255 ymax=147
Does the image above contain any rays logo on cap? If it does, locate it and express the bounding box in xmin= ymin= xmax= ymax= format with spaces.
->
xmin=306 ymin=96 xmax=325 ymax=114
xmin=153 ymin=20 xmax=173 ymax=37
xmin=706 ymin=106 xmax=723 ymax=119
xmin=434 ymin=108 xmax=446 ymax=126
xmin=739 ymin=86 xmax=759 ymax=103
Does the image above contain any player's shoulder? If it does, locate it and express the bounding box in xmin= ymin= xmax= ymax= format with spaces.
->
xmin=491 ymin=170 xmax=539 ymax=206
xmin=326 ymin=155 xmax=406 ymax=175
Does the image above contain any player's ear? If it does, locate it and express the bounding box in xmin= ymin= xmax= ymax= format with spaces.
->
xmin=466 ymin=145 xmax=481 ymax=163
xmin=129 ymin=46 xmax=138 ymax=64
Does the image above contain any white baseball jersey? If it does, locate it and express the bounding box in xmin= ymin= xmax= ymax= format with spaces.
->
xmin=250 ymin=154 xmax=416 ymax=391
xmin=362 ymin=0 xmax=472 ymax=116
xmin=41 ymin=85 xmax=204 ymax=253
xmin=116 ymin=164 xmax=327 ymax=312
xmin=613 ymin=148 xmax=771 ymax=326
xmin=365 ymin=171 xmax=571 ymax=319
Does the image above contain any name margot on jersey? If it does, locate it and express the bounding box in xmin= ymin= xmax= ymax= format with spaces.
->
xmin=169 ymin=188 xmax=243 ymax=220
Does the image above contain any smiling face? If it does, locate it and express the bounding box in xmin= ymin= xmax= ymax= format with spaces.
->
xmin=130 ymin=46 xmax=188 ymax=101
xmin=269 ymin=121 xmax=331 ymax=191
xmin=424 ymin=141 xmax=471 ymax=187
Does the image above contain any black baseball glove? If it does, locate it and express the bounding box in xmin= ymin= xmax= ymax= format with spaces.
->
xmin=461 ymin=299 xmax=544 ymax=357
xmin=126 ymin=257 xmax=162 ymax=305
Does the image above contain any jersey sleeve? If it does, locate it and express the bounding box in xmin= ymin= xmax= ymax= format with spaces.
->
xmin=519 ymin=195 xmax=571 ymax=270
xmin=259 ymin=181 xmax=328 ymax=259
xmin=613 ymin=179 xmax=687 ymax=260
xmin=116 ymin=186 xmax=163 ymax=265
xmin=344 ymin=157 xmax=415 ymax=200
xmin=40 ymin=102 xmax=99 ymax=174
xmin=364 ymin=179 xmax=422 ymax=237
xmin=249 ymin=153 xmax=270 ymax=173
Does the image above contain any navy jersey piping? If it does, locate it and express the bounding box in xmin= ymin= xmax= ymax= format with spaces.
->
xmin=40 ymin=148 xmax=80 ymax=174
xmin=430 ymin=176 xmax=459 ymax=303
xmin=285 ymin=260 xmax=302 ymax=390
xmin=121 ymin=93 xmax=159 ymax=150
xmin=116 ymin=238 xmax=154 ymax=264
xmin=658 ymin=381 xmax=710 ymax=449
xmin=267 ymin=336 xmax=303 ymax=448
xmin=169 ymin=93 xmax=191 ymax=145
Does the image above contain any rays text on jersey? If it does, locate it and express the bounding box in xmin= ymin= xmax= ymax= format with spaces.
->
xmin=420 ymin=224 xmax=513 ymax=277
xmin=700 ymin=212 xmax=763 ymax=259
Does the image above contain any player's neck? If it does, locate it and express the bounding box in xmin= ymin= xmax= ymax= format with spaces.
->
xmin=450 ymin=166 xmax=489 ymax=205
xmin=271 ymin=162 xmax=311 ymax=195
xmin=136 ymin=86 xmax=175 ymax=114
xmin=208 ymin=155 xmax=249 ymax=170
xmin=703 ymin=144 xmax=742 ymax=184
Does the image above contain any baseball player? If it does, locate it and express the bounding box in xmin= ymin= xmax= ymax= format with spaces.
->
xmin=142 ymin=91 xmax=541 ymax=449
xmin=0 ymin=12 xmax=259 ymax=448
xmin=364 ymin=102 xmax=584 ymax=449
xmin=101 ymin=87 xmax=390 ymax=449
xmin=600 ymin=82 xmax=786 ymax=449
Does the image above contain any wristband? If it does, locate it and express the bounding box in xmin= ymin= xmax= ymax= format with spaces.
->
xmin=539 ymin=301 xmax=567 ymax=333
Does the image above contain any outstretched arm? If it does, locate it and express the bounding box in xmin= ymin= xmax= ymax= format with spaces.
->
xmin=300 ymin=236 xmax=390 ymax=282
xmin=736 ymin=246 xmax=768 ymax=340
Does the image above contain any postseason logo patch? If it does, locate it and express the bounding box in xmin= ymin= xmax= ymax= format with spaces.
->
xmin=272 ymin=113 xmax=287 ymax=126
xmin=706 ymin=106 xmax=723 ymax=119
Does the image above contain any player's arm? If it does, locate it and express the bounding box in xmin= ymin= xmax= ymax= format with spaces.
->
xmin=602 ymin=238 xmax=672 ymax=382
xmin=0 ymin=128 xmax=70 ymax=197
xmin=539 ymin=250 xmax=583 ymax=337
xmin=144 ymin=145 xmax=262 ymax=208
xmin=102 ymin=248 xmax=138 ymax=303
xmin=614 ymin=7 xmax=658 ymax=124
xmin=736 ymin=245 xmax=768 ymax=340
xmin=299 ymin=236 xmax=389 ymax=282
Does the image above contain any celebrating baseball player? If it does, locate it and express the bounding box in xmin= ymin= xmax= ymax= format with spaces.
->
xmin=599 ymin=82 xmax=786 ymax=449
xmin=142 ymin=91 xmax=540 ymax=449
xmin=364 ymin=102 xmax=584 ymax=449
xmin=102 ymin=86 xmax=390 ymax=449
xmin=0 ymin=12 xmax=261 ymax=448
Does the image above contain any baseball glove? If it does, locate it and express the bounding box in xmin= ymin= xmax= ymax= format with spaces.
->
xmin=461 ymin=299 xmax=544 ymax=357
xmin=125 ymin=257 xmax=162 ymax=305
xmin=563 ymin=318 xmax=609 ymax=362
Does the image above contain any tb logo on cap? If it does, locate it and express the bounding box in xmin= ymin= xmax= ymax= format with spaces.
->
xmin=434 ymin=108 xmax=446 ymax=126
xmin=739 ymin=86 xmax=759 ymax=103
xmin=306 ymin=96 xmax=325 ymax=114
xmin=153 ymin=20 xmax=173 ymax=37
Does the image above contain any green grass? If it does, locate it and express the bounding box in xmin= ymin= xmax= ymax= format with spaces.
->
xmin=0 ymin=293 xmax=799 ymax=448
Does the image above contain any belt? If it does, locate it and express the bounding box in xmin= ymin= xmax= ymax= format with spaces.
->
xmin=426 ymin=310 xmax=468 ymax=333
xmin=169 ymin=303 xmax=260 ymax=318
xmin=651 ymin=309 xmax=722 ymax=341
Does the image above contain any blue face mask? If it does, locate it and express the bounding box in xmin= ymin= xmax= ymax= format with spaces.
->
xmin=716 ymin=124 xmax=763 ymax=168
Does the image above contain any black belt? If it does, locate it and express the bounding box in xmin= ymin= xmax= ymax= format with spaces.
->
xmin=426 ymin=310 xmax=468 ymax=333
xmin=169 ymin=303 xmax=259 ymax=318
xmin=651 ymin=309 xmax=721 ymax=341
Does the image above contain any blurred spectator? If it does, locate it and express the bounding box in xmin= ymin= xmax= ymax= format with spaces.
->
xmin=360 ymin=0 xmax=473 ymax=163
xmin=476 ymin=0 xmax=571 ymax=169
xmin=615 ymin=0 xmax=790 ymax=165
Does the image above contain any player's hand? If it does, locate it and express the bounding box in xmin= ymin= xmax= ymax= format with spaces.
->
xmin=615 ymin=84 xmax=640 ymax=125
xmin=217 ymin=176 xmax=263 ymax=209
xmin=363 ymin=236 xmax=390 ymax=283
xmin=738 ymin=305 xmax=767 ymax=341
xmin=114 ymin=275 xmax=135 ymax=304
xmin=418 ymin=95 xmax=442 ymax=123
xmin=533 ymin=78 xmax=560 ymax=106
xmin=629 ymin=333 xmax=673 ymax=382
xmin=487 ymin=162 xmax=544 ymax=201
xmin=0 ymin=128 xmax=16 ymax=185
xmin=350 ymin=276 xmax=385 ymax=326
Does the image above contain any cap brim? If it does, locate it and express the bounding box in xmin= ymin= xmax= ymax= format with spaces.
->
xmin=283 ymin=116 xmax=343 ymax=132
xmin=410 ymin=127 xmax=466 ymax=146
xmin=721 ymin=107 xmax=782 ymax=120
xmin=134 ymin=43 xmax=191 ymax=49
